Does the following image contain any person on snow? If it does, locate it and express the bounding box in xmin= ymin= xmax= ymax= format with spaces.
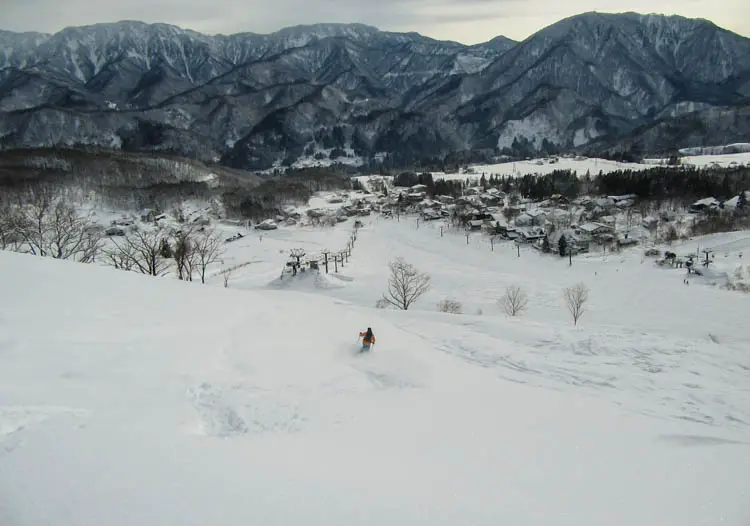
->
xmin=359 ymin=327 xmax=376 ymax=351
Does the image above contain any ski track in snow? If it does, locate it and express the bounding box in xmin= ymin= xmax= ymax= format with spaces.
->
xmin=187 ymin=381 xmax=310 ymax=437
xmin=397 ymin=320 xmax=750 ymax=432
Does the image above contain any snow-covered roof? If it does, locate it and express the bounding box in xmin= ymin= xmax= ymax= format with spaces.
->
xmin=516 ymin=213 xmax=533 ymax=223
xmin=525 ymin=209 xmax=547 ymax=218
xmin=578 ymin=222 xmax=609 ymax=233
xmin=608 ymin=194 xmax=637 ymax=202
xmin=518 ymin=226 xmax=546 ymax=238
xmin=692 ymin=197 xmax=720 ymax=207
xmin=549 ymin=209 xmax=569 ymax=218
xmin=724 ymin=196 xmax=741 ymax=209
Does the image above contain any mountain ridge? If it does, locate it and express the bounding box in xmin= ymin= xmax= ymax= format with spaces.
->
xmin=1 ymin=12 xmax=749 ymax=170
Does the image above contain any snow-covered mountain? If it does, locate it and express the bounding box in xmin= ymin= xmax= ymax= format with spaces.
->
xmin=1 ymin=12 xmax=749 ymax=169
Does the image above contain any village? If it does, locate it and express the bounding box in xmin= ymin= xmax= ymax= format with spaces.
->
xmin=244 ymin=173 xmax=747 ymax=278
xmin=87 ymin=167 xmax=747 ymax=288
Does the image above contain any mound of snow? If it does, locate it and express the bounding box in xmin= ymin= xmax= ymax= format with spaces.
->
xmin=267 ymin=268 xmax=348 ymax=290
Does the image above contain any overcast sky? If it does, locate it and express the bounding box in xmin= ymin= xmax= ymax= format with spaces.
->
xmin=1 ymin=0 xmax=748 ymax=44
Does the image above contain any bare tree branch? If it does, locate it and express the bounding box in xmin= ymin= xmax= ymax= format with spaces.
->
xmin=382 ymin=257 xmax=431 ymax=310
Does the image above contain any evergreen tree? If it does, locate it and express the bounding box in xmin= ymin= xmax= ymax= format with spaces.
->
xmin=558 ymin=235 xmax=568 ymax=257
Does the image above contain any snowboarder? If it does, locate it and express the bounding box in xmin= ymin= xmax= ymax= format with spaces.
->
xmin=359 ymin=327 xmax=376 ymax=351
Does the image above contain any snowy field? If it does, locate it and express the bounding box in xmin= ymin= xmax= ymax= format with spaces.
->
xmin=1 ymin=201 xmax=750 ymax=525
xmin=421 ymin=152 xmax=750 ymax=181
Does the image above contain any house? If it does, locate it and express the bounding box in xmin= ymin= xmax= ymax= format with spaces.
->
xmin=721 ymin=191 xmax=748 ymax=212
xmin=111 ymin=218 xmax=134 ymax=227
xmin=140 ymin=209 xmax=157 ymax=222
xmin=555 ymin=230 xmax=590 ymax=254
xmin=480 ymin=192 xmax=503 ymax=206
xmin=255 ymin=219 xmax=278 ymax=230
xmin=105 ymin=226 xmax=126 ymax=237
xmin=406 ymin=191 xmax=427 ymax=203
xmin=593 ymin=197 xmax=616 ymax=209
xmin=576 ymin=222 xmax=612 ymax=239
xmin=504 ymin=228 xmax=520 ymax=241
xmin=525 ymin=209 xmax=547 ymax=226
xmin=468 ymin=212 xmax=494 ymax=230
xmin=518 ymin=226 xmax=546 ymax=243
xmin=486 ymin=188 xmax=506 ymax=199
xmin=457 ymin=194 xmax=484 ymax=208
xmin=616 ymin=227 xmax=648 ymax=246
xmin=421 ymin=209 xmax=443 ymax=221
xmin=515 ymin=213 xmax=533 ymax=227
xmin=417 ymin=199 xmax=442 ymax=211
xmin=642 ymin=216 xmax=659 ymax=230
xmin=608 ymin=194 xmax=637 ymax=203
xmin=689 ymin=197 xmax=720 ymax=214
xmin=544 ymin=208 xmax=568 ymax=223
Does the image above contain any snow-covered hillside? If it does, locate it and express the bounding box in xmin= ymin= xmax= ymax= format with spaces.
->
xmin=1 ymin=204 xmax=750 ymax=525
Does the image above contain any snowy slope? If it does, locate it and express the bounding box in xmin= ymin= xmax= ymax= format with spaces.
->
xmin=1 ymin=215 xmax=750 ymax=524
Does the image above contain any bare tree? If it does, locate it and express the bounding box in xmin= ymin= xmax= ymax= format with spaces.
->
xmin=171 ymin=227 xmax=198 ymax=281
xmin=500 ymin=285 xmax=528 ymax=316
xmin=16 ymin=187 xmax=53 ymax=256
xmin=44 ymin=203 xmax=102 ymax=262
xmin=382 ymin=257 xmax=431 ymax=310
xmin=194 ymin=228 xmax=225 ymax=284
xmin=108 ymin=228 xmax=172 ymax=276
xmin=12 ymin=190 xmax=102 ymax=262
xmin=664 ymin=225 xmax=678 ymax=245
xmin=564 ymin=282 xmax=589 ymax=325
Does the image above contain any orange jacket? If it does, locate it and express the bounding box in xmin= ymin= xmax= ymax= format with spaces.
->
xmin=359 ymin=332 xmax=376 ymax=344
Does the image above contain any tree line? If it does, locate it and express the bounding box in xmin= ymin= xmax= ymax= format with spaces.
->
xmin=389 ymin=165 xmax=749 ymax=204
xmin=0 ymin=184 xmax=225 ymax=284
